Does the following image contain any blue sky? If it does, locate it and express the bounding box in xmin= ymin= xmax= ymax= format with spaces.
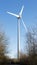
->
xmin=0 ymin=0 xmax=37 ymax=58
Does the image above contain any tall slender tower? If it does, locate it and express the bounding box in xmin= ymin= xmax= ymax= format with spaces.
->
xmin=17 ymin=18 xmax=20 ymax=59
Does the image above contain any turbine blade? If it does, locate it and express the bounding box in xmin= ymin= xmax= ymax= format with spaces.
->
xmin=19 ymin=5 xmax=24 ymax=15
xmin=21 ymin=19 xmax=27 ymax=32
xmin=7 ymin=11 xmax=19 ymax=17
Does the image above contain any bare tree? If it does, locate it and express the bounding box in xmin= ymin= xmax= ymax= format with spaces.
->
xmin=26 ymin=29 xmax=37 ymax=56
xmin=26 ymin=28 xmax=37 ymax=65
xmin=0 ymin=30 xmax=8 ymax=61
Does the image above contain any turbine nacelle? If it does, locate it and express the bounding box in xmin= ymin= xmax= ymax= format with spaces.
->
xmin=17 ymin=15 xmax=21 ymax=19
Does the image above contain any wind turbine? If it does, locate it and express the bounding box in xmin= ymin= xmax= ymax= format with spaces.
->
xmin=7 ymin=5 xmax=27 ymax=59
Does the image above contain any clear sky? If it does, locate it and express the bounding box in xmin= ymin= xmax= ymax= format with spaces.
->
xmin=0 ymin=0 xmax=37 ymax=58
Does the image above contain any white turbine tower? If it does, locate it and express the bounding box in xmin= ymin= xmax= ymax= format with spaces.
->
xmin=7 ymin=5 xmax=27 ymax=59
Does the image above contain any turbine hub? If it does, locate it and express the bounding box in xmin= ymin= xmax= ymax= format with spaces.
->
xmin=18 ymin=15 xmax=21 ymax=19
